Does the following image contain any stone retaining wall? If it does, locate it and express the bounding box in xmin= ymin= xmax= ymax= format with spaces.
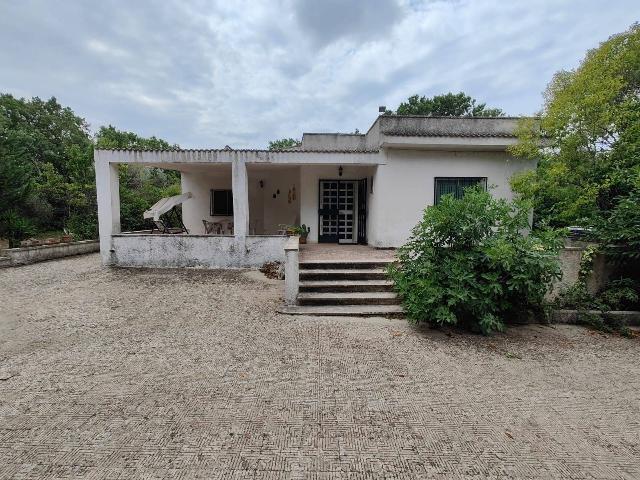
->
xmin=2 ymin=240 xmax=99 ymax=266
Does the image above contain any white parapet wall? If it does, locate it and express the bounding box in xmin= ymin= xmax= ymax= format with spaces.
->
xmin=2 ymin=240 xmax=100 ymax=266
xmin=110 ymin=234 xmax=287 ymax=268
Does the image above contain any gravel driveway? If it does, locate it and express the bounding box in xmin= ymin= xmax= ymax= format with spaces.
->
xmin=1 ymin=254 xmax=639 ymax=479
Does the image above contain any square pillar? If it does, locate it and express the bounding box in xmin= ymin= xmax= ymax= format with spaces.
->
xmin=95 ymin=152 xmax=120 ymax=265
xmin=232 ymin=157 xmax=249 ymax=240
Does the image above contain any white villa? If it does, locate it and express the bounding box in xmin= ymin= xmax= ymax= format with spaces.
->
xmin=95 ymin=115 xmax=533 ymax=271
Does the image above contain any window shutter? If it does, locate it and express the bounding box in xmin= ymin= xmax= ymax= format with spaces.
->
xmin=435 ymin=178 xmax=457 ymax=204
xmin=435 ymin=177 xmax=487 ymax=204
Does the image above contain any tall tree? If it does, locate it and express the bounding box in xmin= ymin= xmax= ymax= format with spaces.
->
xmin=392 ymin=92 xmax=504 ymax=117
xmin=0 ymin=94 xmax=94 ymax=244
xmin=95 ymin=125 xmax=177 ymax=150
xmin=95 ymin=126 xmax=181 ymax=232
xmin=268 ymin=138 xmax=301 ymax=150
xmin=510 ymin=23 xmax=640 ymax=259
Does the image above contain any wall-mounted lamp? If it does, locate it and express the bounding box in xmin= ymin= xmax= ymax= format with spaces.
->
xmin=259 ymin=180 xmax=264 ymax=188
xmin=338 ymin=166 xmax=343 ymax=177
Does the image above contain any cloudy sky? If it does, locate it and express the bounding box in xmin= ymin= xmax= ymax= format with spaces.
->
xmin=1 ymin=1 xmax=637 ymax=148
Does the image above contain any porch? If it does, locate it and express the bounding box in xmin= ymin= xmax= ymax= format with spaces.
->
xmin=94 ymin=148 xmax=382 ymax=267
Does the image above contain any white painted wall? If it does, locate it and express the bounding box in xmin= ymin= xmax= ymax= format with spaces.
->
xmin=182 ymin=166 xmax=301 ymax=236
xmin=181 ymin=168 xmax=233 ymax=235
xmin=251 ymin=166 xmax=300 ymax=234
xmin=367 ymin=149 xmax=534 ymax=247
xmin=111 ymin=234 xmax=287 ymax=268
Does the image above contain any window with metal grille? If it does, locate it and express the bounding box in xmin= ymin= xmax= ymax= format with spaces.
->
xmin=434 ymin=177 xmax=487 ymax=204
xmin=210 ymin=189 xmax=233 ymax=216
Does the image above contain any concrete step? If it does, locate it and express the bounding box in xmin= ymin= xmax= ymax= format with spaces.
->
xmin=0 ymin=256 xmax=11 ymax=268
xmin=299 ymin=268 xmax=388 ymax=281
xmin=297 ymin=291 xmax=400 ymax=306
xmin=299 ymin=260 xmax=394 ymax=270
xmin=299 ymin=279 xmax=394 ymax=293
xmin=278 ymin=304 xmax=405 ymax=318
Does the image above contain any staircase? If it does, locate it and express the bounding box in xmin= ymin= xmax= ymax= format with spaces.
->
xmin=280 ymin=259 xmax=404 ymax=317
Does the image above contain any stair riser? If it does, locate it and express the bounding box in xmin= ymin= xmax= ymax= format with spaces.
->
xmin=298 ymin=297 xmax=400 ymax=306
xmin=299 ymin=285 xmax=394 ymax=293
xmin=300 ymin=272 xmax=388 ymax=281
xmin=300 ymin=262 xmax=393 ymax=270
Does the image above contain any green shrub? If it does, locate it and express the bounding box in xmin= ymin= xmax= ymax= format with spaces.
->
xmin=0 ymin=210 xmax=35 ymax=248
xmin=388 ymin=187 xmax=563 ymax=334
xmin=66 ymin=212 xmax=98 ymax=240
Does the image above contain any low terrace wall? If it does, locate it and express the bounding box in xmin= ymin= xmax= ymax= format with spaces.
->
xmin=110 ymin=234 xmax=288 ymax=268
xmin=2 ymin=240 xmax=99 ymax=266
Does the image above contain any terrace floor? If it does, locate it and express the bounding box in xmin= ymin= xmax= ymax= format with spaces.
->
xmin=1 ymin=254 xmax=639 ymax=479
xmin=299 ymin=243 xmax=396 ymax=263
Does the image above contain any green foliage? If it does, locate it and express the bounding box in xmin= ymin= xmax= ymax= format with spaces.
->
xmin=285 ymin=224 xmax=310 ymax=236
xmin=268 ymin=138 xmax=301 ymax=150
xmin=592 ymin=179 xmax=640 ymax=261
xmin=392 ymin=92 xmax=505 ymax=117
xmin=510 ymin=24 xmax=640 ymax=234
xmin=555 ymin=278 xmax=640 ymax=335
xmin=94 ymin=126 xmax=181 ymax=232
xmin=95 ymin=125 xmax=177 ymax=150
xmin=0 ymin=210 xmax=35 ymax=247
xmin=388 ymin=187 xmax=563 ymax=334
xmin=0 ymin=94 xmax=180 ymax=243
xmin=0 ymin=93 xmax=95 ymax=240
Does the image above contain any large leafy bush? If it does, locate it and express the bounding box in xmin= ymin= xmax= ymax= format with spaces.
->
xmin=389 ymin=188 xmax=563 ymax=334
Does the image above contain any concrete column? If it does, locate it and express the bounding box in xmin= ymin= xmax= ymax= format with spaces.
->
xmin=95 ymin=152 xmax=120 ymax=265
xmin=232 ymin=156 xmax=249 ymax=240
xmin=284 ymin=236 xmax=300 ymax=305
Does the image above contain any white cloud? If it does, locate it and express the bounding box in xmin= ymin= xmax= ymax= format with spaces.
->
xmin=0 ymin=0 xmax=638 ymax=147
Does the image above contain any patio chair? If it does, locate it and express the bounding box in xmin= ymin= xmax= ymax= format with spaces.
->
xmin=152 ymin=219 xmax=185 ymax=234
xmin=203 ymin=219 xmax=221 ymax=234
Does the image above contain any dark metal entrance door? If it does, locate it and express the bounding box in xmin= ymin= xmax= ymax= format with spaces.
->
xmin=318 ymin=179 xmax=365 ymax=244
xmin=357 ymin=178 xmax=367 ymax=244
xmin=318 ymin=180 xmax=339 ymax=243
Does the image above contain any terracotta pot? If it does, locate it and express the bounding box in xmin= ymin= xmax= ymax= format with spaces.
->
xmin=299 ymin=236 xmax=307 ymax=244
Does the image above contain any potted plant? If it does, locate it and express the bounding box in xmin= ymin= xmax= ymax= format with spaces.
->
xmin=61 ymin=229 xmax=74 ymax=243
xmin=285 ymin=224 xmax=311 ymax=244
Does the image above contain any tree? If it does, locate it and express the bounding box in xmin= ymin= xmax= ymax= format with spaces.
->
xmin=268 ymin=138 xmax=301 ymax=150
xmin=95 ymin=125 xmax=177 ymax=150
xmin=510 ymin=23 xmax=640 ymax=235
xmin=0 ymin=93 xmax=94 ymax=243
xmin=392 ymin=92 xmax=504 ymax=117
xmin=95 ymin=126 xmax=181 ymax=232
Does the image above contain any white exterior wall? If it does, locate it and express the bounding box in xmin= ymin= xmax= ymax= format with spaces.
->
xmin=181 ymin=167 xmax=300 ymax=235
xmin=254 ymin=167 xmax=300 ymax=233
xmin=181 ymin=168 xmax=232 ymax=235
xmin=368 ymin=149 xmax=533 ymax=247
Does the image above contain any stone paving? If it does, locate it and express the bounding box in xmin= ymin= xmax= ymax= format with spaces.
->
xmin=1 ymin=254 xmax=639 ymax=479
xmin=299 ymin=244 xmax=396 ymax=263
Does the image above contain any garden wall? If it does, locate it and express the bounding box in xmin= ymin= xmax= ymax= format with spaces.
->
xmin=550 ymin=240 xmax=618 ymax=299
xmin=1 ymin=240 xmax=100 ymax=266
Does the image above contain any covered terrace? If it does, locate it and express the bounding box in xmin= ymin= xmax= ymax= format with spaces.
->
xmin=94 ymin=148 xmax=382 ymax=268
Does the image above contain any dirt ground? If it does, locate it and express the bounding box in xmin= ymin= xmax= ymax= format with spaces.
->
xmin=1 ymin=254 xmax=639 ymax=479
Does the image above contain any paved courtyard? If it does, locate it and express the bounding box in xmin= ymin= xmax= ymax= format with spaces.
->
xmin=1 ymin=254 xmax=639 ymax=479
